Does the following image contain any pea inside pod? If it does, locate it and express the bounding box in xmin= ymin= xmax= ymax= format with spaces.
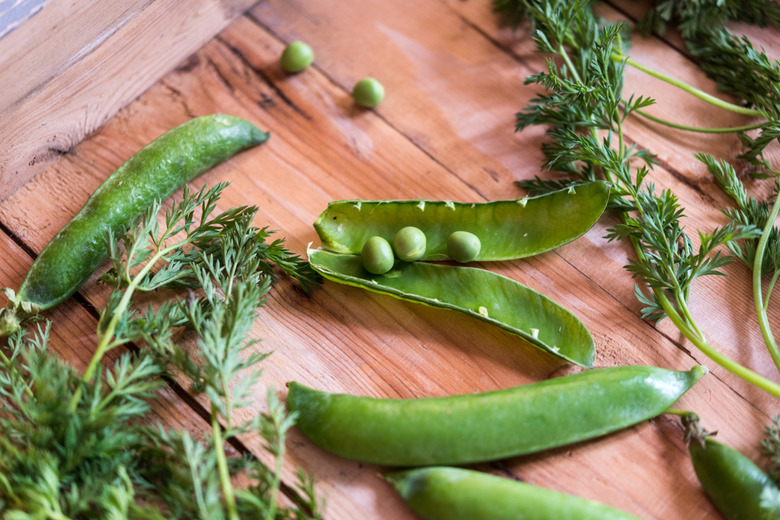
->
xmin=287 ymin=365 xmax=704 ymax=466
xmin=308 ymin=247 xmax=594 ymax=366
xmin=447 ymin=231 xmax=480 ymax=263
xmin=362 ymin=236 xmax=395 ymax=274
xmin=313 ymin=181 xmax=610 ymax=261
xmin=393 ymin=226 xmax=427 ymax=262
xmin=384 ymin=466 xmax=642 ymax=520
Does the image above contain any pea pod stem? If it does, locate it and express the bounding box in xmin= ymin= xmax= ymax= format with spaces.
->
xmin=753 ymin=198 xmax=780 ymax=372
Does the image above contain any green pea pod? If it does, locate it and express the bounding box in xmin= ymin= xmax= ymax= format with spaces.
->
xmin=383 ymin=466 xmax=641 ymax=520
xmin=313 ymin=181 xmax=610 ymax=261
xmin=0 ymin=114 xmax=269 ymax=337
xmin=307 ymin=246 xmax=594 ymax=366
xmin=287 ymin=365 xmax=704 ymax=466
xmin=689 ymin=436 xmax=780 ymax=520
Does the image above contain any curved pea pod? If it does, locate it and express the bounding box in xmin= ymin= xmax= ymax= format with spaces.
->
xmin=286 ymin=365 xmax=705 ymax=466
xmin=307 ymin=246 xmax=594 ymax=366
xmin=689 ymin=435 xmax=780 ymax=520
xmin=313 ymin=180 xmax=610 ymax=261
xmin=383 ymin=466 xmax=641 ymax=520
xmin=0 ymin=114 xmax=269 ymax=337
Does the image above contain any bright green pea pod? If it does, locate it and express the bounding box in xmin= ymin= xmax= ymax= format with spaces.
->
xmin=307 ymin=246 xmax=594 ymax=366
xmin=0 ymin=114 xmax=269 ymax=337
xmin=313 ymin=181 xmax=610 ymax=261
xmin=287 ymin=365 xmax=705 ymax=466
xmin=383 ymin=467 xmax=641 ymax=520
xmin=689 ymin=436 xmax=780 ymax=520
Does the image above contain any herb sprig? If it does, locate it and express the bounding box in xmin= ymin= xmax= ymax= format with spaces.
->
xmin=493 ymin=0 xmax=780 ymax=399
xmin=0 ymin=183 xmax=322 ymax=519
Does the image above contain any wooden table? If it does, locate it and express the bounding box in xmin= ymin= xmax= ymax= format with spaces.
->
xmin=2 ymin=1 xmax=780 ymax=518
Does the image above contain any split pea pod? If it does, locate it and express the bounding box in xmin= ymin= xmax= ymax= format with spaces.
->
xmin=684 ymin=414 xmax=780 ymax=520
xmin=384 ymin=466 xmax=641 ymax=520
xmin=287 ymin=365 xmax=704 ymax=466
xmin=313 ymin=181 xmax=610 ymax=261
xmin=0 ymin=114 xmax=269 ymax=337
xmin=307 ymin=247 xmax=594 ymax=366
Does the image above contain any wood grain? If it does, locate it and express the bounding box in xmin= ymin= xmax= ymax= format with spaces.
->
xmin=0 ymin=0 xmax=260 ymax=201
xmin=1 ymin=0 xmax=779 ymax=518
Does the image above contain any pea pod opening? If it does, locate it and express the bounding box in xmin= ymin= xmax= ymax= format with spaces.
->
xmin=307 ymin=246 xmax=594 ymax=366
xmin=313 ymin=180 xmax=611 ymax=261
xmin=287 ymin=365 xmax=705 ymax=467
xmin=0 ymin=114 xmax=269 ymax=337
xmin=684 ymin=413 xmax=780 ymax=520
xmin=383 ymin=466 xmax=642 ymax=520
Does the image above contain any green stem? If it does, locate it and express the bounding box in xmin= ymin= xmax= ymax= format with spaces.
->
xmin=212 ymin=404 xmax=239 ymax=520
xmin=561 ymin=29 xmax=764 ymax=118
xmin=766 ymin=270 xmax=780 ymax=308
xmin=265 ymin=431 xmax=284 ymax=520
xmin=617 ymin=54 xmax=764 ymax=117
xmin=69 ymin=241 xmax=179 ymax=414
xmin=634 ymin=109 xmax=767 ymax=133
xmin=664 ymin=407 xmax=694 ymax=417
xmin=676 ymin=292 xmax=707 ymax=341
xmin=753 ymin=198 xmax=780 ymax=373
xmin=655 ymin=286 xmax=780 ymax=399
xmin=0 ymin=348 xmax=34 ymax=399
xmin=559 ymin=42 xmax=583 ymax=84
xmin=620 ymin=208 xmax=780 ymax=398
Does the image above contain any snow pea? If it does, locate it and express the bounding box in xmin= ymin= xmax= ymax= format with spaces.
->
xmin=286 ymin=365 xmax=704 ymax=466
xmin=313 ymin=181 xmax=610 ymax=261
xmin=0 ymin=114 xmax=269 ymax=337
xmin=383 ymin=467 xmax=641 ymax=520
xmin=307 ymin=247 xmax=594 ymax=366
xmin=685 ymin=414 xmax=780 ymax=520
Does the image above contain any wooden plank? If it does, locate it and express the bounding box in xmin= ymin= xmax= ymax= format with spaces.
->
xmin=0 ymin=0 xmax=260 ymax=201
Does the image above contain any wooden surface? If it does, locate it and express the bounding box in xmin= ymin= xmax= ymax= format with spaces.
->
xmin=0 ymin=0 xmax=260 ymax=200
xmin=1 ymin=0 xmax=779 ymax=518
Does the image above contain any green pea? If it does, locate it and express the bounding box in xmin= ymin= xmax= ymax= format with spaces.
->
xmin=280 ymin=41 xmax=314 ymax=73
xmin=308 ymin=246 xmax=593 ymax=365
xmin=352 ymin=77 xmax=385 ymax=108
xmin=313 ymin=181 xmax=611 ymax=262
xmin=287 ymin=365 xmax=704 ymax=466
xmin=393 ymin=226 xmax=427 ymax=262
xmin=447 ymin=231 xmax=480 ymax=263
xmin=383 ymin=467 xmax=641 ymax=520
xmin=686 ymin=416 xmax=780 ymax=520
xmin=361 ymin=236 xmax=394 ymax=274
xmin=0 ymin=115 xmax=269 ymax=337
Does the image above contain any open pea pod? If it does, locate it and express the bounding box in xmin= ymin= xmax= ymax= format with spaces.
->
xmin=308 ymin=247 xmax=594 ymax=367
xmin=313 ymin=181 xmax=610 ymax=261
